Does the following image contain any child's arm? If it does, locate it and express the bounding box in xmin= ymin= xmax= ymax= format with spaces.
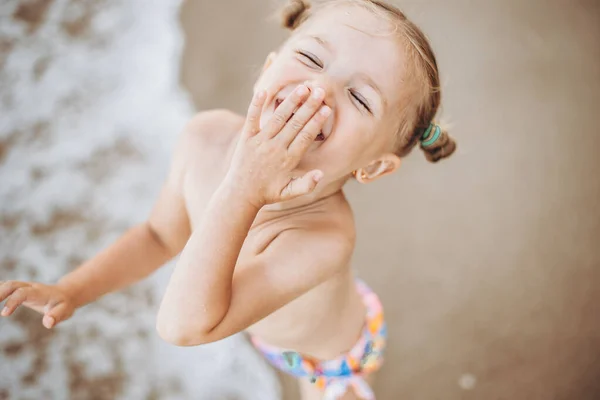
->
xmin=156 ymin=184 xmax=350 ymax=346
xmin=0 ymin=125 xmax=193 ymax=328
xmin=156 ymin=86 xmax=344 ymax=346
xmin=56 ymin=181 xmax=190 ymax=309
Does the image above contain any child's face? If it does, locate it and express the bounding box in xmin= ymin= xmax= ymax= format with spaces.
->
xmin=255 ymin=5 xmax=406 ymax=183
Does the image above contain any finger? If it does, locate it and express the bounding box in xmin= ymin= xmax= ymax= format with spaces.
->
xmin=43 ymin=315 xmax=55 ymax=329
xmin=277 ymin=87 xmax=326 ymax=146
xmin=0 ymin=281 xmax=28 ymax=304
xmin=44 ymin=302 xmax=70 ymax=329
xmin=280 ymin=170 xmax=323 ymax=200
xmin=2 ymin=287 xmax=37 ymax=316
xmin=242 ymin=90 xmax=267 ymax=137
xmin=262 ymin=85 xmax=310 ymax=139
xmin=288 ymin=105 xmax=331 ymax=157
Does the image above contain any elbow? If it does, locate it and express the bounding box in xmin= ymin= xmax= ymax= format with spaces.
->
xmin=156 ymin=322 xmax=202 ymax=347
xmin=155 ymin=318 xmax=214 ymax=347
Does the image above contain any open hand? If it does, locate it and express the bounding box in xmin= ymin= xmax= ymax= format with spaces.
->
xmin=226 ymin=84 xmax=331 ymax=207
xmin=0 ymin=280 xmax=75 ymax=329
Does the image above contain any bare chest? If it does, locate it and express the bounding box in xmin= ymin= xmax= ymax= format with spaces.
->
xmin=178 ymin=133 xmax=362 ymax=354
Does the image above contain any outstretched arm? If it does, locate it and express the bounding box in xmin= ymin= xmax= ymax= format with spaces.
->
xmin=0 ymin=121 xmax=193 ymax=328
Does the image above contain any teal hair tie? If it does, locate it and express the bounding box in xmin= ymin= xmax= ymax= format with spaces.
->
xmin=421 ymin=123 xmax=441 ymax=147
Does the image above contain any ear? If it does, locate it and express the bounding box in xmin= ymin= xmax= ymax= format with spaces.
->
xmin=354 ymin=153 xmax=401 ymax=183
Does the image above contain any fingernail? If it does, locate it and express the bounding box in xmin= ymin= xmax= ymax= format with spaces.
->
xmin=312 ymin=88 xmax=324 ymax=99
xmin=1 ymin=307 xmax=9 ymax=316
xmin=313 ymin=171 xmax=324 ymax=182
xmin=296 ymin=85 xmax=309 ymax=96
xmin=256 ymin=90 xmax=266 ymax=100
xmin=44 ymin=316 xmax=55 ymax=329
xmin=320 ymin=106 xmax=331 ymax=117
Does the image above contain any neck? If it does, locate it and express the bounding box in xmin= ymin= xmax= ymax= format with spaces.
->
xmin=260 ymin=177 xmax=347 ymax=214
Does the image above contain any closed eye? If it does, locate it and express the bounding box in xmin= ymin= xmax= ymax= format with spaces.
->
xmin=350 ymin=90 xmax=371 ymax=113
xmin=296 ymin=50 xmax=323 ymax=68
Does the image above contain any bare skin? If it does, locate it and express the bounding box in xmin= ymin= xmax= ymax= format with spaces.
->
xmin=1 ymin=5 xmax=413 ymax=399
xmin=155 ymin=106 xmax=367 ymax=359
xmin=0 ymin=106 xmax=369 ymax=399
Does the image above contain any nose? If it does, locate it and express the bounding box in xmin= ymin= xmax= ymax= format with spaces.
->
xmin=304 ymin=78 xmax=336 ymax=108
xmin=304 ymin=78 xmax=336 ymax=136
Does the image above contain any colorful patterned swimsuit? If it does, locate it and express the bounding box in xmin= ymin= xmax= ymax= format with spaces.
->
xmin=250 ymin=279 xmax=387 ymax=400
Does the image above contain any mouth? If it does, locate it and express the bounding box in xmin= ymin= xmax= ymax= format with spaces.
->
xmin=274 ymin=98 xmax=326 ymax=141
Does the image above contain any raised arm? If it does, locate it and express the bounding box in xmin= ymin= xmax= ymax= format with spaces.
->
xmin=156 ymin=85 xmax=341 ymax=346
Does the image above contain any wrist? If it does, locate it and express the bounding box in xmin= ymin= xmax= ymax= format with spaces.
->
xmin=55 ymin=279 xmax=81 ymax=307
xmin=219 ymin=174 xmax=264 ymax=211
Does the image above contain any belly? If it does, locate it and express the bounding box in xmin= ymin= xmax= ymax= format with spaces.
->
xmin=246 ymin=269 xmax=367 ymax=359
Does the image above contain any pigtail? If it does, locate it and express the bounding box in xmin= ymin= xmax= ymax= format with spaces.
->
xmin=419 ymin=127 xmax=456 ymax=163
xmin=276 ymin=0 xmax=457 ymax=162
xmin=280 ymin=0 xmax=312 ymax=30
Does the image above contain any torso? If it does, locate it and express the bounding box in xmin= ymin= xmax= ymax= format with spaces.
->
xmin=180 ymin=110 xmax=366 ymax=359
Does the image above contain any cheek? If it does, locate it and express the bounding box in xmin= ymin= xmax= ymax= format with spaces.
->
xmin=332 ymin=118 xmax=378 ymax=158
xmin=309 ymin=121 xmax=377 ymax=172
xmin=255 ymin=59 xmax=303 ymax=91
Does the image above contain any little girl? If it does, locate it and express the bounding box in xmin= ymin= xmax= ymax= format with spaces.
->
xmin=0 ymin=1 xmax=456 ymax=399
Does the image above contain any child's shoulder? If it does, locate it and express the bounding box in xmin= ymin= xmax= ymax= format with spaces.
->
xmin=170 ymin=109 xmax=243 ymax=171
xmin=182 ymin=108 xmax=244 ymax=146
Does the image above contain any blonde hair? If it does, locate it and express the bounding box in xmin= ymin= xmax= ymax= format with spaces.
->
xmin=279 ymin=0 xmax=456 ymax=162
